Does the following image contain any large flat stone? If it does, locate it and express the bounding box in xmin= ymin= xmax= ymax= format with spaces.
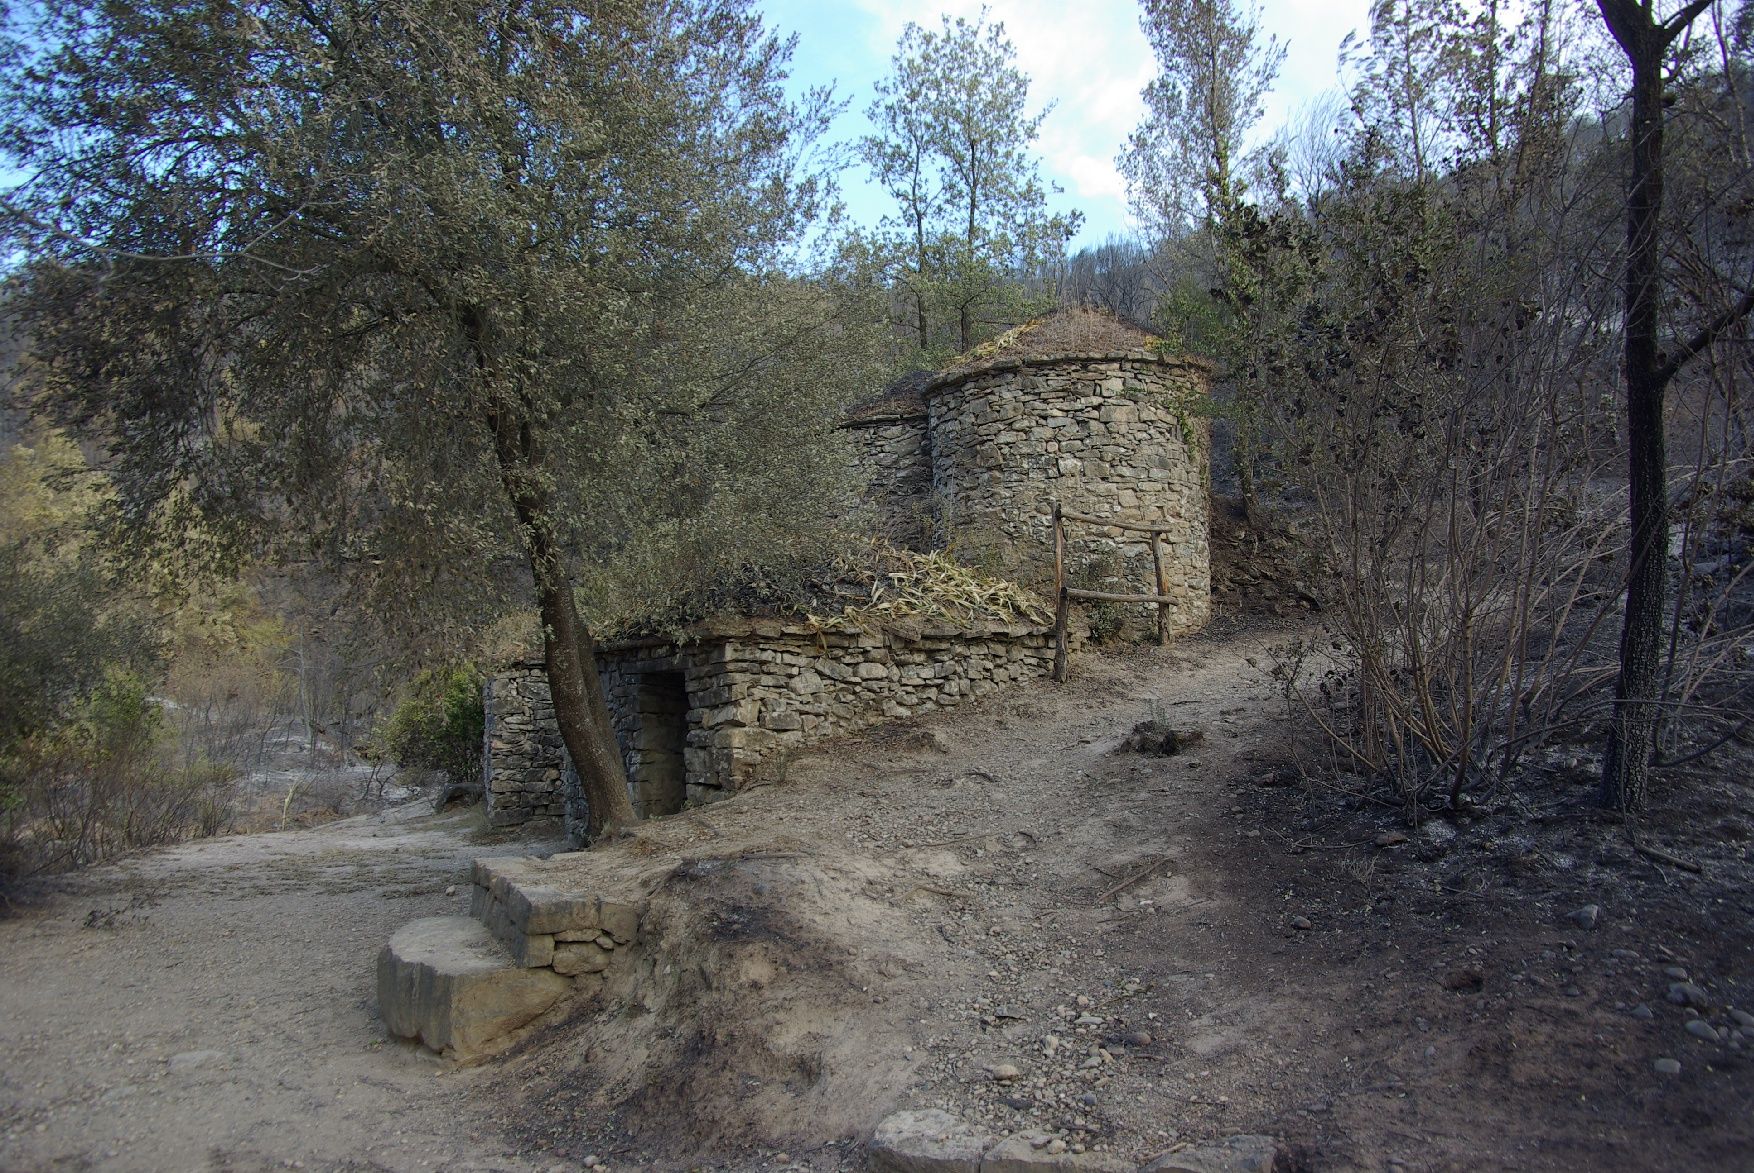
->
xmin=471 ymin=855 xmax=612 ymax=935
xmin=376 ymin=916 xmax=570 ymax=1059
xmin=867 ymin=1109 xmax=995 ymax=1173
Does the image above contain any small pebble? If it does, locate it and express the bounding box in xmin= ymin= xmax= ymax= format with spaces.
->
xmin=1654 ymin=1058 xmax=1681 ymax=1076
xmin=989 ymin=1063 xmax=1022 ymax=1082
xmin=1631 ymin=1004 xmax=1654 ymax=1021
xmin=1731 ymin=1008 xmax=1754 ymax=1029
xmin=1664 ymin=966 xmax=1690 ymax=981
xmin=1289 ymin=915 xmax=1313 ymax=931
xmin=1685 ymin=1020 xmax=1720 ymax=1043
xmin=1567 ymin=904 xmax=1600 ymax=929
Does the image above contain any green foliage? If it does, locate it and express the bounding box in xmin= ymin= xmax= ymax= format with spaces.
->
xmin=377 ymin=666 xmax=486 ymax=787
xmin=0 ymin=436 xmax=250 ymax=892
xmin=2 ymin=0 xmax=883 ymax=644
xmin=1 ymin=671 xmax=240 ymax=891
xmin=859 ymin=10 xmax=1081 ymax=358
xmin=0 ymin=436 xmax=162 ymax=760
xmin=1121 ymin=0 xmax=1285 ymax=237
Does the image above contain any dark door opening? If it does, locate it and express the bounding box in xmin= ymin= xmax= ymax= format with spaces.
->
xmin=630 ymin=672 xmax=688 ymax=817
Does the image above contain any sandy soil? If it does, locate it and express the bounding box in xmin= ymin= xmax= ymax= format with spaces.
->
xmin=3 ymin=617 xmax=1750 ymax=1172
xmin=0 ymin=805 xmax=568 ymax=1172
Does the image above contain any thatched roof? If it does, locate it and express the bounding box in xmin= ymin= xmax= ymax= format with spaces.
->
xmin=844 ymin=369 xmax=930 ymax=424
xmin=929 ymin=306 xmax=1208 ymax=390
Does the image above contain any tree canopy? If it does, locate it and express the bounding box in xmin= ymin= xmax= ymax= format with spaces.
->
xmin=859 ymin=9 xmax=1080 ymax=359
xmin=0 ymin=0 xmax=883 ymax=838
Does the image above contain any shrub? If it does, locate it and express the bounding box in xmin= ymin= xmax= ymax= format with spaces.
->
xmin=1 ymin=672 xmax=240 ymax=895
xmin=377 ymin=665 xmax=486 ymax=786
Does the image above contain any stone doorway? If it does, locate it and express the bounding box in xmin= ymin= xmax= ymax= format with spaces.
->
xmin=629 ymin=672 xmax=688 ymax=818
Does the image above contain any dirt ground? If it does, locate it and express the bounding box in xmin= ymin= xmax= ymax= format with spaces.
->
xmin=0 ymin=805 xmax=569 ymax=1172
xmin=3 ymin=617 xmax=1751 ymax=1172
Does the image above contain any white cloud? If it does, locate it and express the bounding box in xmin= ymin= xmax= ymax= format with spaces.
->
xmin=827 ymin=0 xmax=1374 ymax=246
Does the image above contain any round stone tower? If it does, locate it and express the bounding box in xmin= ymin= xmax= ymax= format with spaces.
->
xmin=923 ymin=308 xmax=1212 ymax=637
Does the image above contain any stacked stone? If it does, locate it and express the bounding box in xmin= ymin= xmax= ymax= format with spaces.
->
xmin=844 ymin=412 xmax=934 ymax=549
xmin=488 ymin=617 xmax=1081 ymax=826
xmin=482 ymin=668 xmax=572 ymax=828
xmin=469 ymin=855 xmax=642 ymax=986
xmin=926 ymin=351 xmax=1212 ymax=636
xmin=674 ymin=620 xmax=1070 ymax=803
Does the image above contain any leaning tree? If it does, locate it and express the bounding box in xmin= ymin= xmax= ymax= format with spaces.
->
xmin=0 ymin=0 xmax=880 ymax=839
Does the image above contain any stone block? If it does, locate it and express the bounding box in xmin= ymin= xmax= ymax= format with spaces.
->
xmin=867 ymin=1109 xmax=995 ymax=1173
xmin=600 ymin=902 xmax=640 ymax=944
xmin=376 ymin=916 xmax=570 ymax=1060
xmin=551 ymin=941 xmax=613 ymax=976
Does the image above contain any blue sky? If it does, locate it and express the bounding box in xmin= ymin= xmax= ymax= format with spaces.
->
xmin=756 ymin=0 xmax=1374 ymax=249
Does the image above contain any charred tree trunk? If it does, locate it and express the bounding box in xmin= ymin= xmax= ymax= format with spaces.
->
xmin=1596 ymin=0 xmax=1711 ymax=812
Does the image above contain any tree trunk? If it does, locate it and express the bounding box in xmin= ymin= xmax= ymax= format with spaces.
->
xmin=471 ymin=313 xmax=636 ymax=841
xmin=1596 ymin=0 xmax=1697 ymax=811
xmin=528 ymin=541 xmax=639 ymax=841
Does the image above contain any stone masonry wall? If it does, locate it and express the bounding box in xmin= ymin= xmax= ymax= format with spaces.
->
xmin=483 ymin=668 xmax=572 ymax=828
xmin=844 ymin=413 xmax=934 ymax=549
xmin=486 ymin=618 xmax=1082 ymax=828
xmin=926 ymin=352 xmax=1211 ymax=637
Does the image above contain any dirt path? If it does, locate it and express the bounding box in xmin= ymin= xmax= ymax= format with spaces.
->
xmin=0 ymin=805 xmax=567 ymax=1172
xmin=4 ymin=625 xmax=1749 ymax=1172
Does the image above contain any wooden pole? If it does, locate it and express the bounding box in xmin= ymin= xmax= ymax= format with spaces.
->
xmin=1151 ymin=531 xmax=1169 ymax=646
xmin=1065 ymin=588 xmax=1175 ymax=605
xmin=1052 ymin=586 xmax=1070 ymax=683
xmin=1052 ymin=500 xmax=1064 ymax=602
xmin=1056 ymin=507 xmax=1177 ymax=535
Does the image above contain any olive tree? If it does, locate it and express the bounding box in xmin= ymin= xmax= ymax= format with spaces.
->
xmin=0 ymin=0 xmax=880 ymax=840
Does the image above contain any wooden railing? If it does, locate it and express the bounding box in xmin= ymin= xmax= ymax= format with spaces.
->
xmin=1051 ymin=500 xmax=1179 ymax=681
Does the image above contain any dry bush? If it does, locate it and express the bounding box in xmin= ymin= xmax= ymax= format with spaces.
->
xmin=1 ymin=676 xmax=241 ymax=890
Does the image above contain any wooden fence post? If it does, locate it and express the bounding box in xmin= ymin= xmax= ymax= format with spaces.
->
xmin=1150 ymin=529 xmax=1169 ymax=646
xmin=1053 ymin=586 xmax=1070 ymax=683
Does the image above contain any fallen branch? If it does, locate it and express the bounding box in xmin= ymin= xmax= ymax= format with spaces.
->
xmin=1096 ymin=856 xmax=1171 ymax=903
xmin=1632 ymin=839 xmax=1703 ymax=874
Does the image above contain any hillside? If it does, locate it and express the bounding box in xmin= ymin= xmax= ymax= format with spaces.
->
xmin=3 ymin=621 xmax=1749 ymax=1171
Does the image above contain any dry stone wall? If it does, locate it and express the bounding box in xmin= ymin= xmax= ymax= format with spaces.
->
xmin=483 ymin=668 xmax=572 ymax=827
xmin=486 ymin=618 xmax=1081 ymax=828
xmin=926 ymin=351 xmax=1211 ymax=636
xmin=844 ymin=413 xmax=934 ymax=548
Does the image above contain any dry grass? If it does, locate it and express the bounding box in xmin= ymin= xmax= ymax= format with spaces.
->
xmin=805 ymin=543 xmax=1052 ymax=631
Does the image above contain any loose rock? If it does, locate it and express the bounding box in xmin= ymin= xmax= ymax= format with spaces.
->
xmin=868 ymin=1109 xmax=996 ymax=1173
xmin=1668 ymin=982 xmax=1711 ymax=1010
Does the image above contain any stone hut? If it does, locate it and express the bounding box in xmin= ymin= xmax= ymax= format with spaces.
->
xmin=484 ymin=308 xmax=1209 ymax=832
xmin=845 ymin=308 xmax=1213 ymax=635
xmin=844 ymin=371 xmax=933 ymax=548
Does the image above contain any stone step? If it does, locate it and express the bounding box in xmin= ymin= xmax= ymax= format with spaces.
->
xmin=469 ymin=854 xmax=642 ymax=967
xmin=376 ymin=915 xmax=571 ymax=1060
